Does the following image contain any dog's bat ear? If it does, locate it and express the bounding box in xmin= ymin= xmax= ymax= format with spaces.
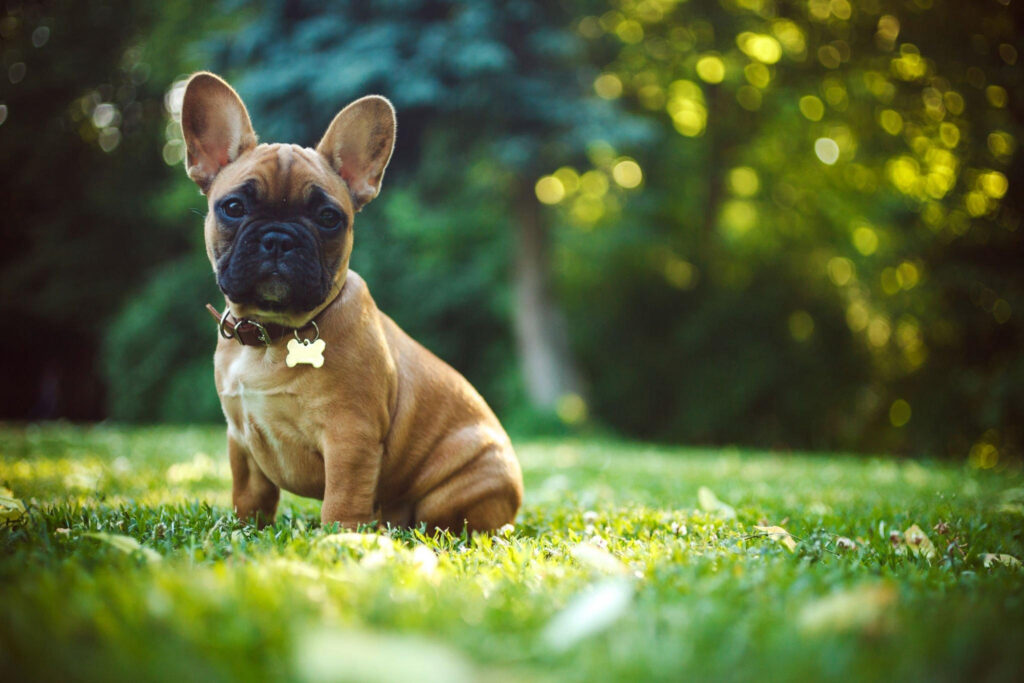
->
xmin=316 ymin=95 xmax=396 ymax=211
xmin=180 ymin=72 xmax=257 ymax=193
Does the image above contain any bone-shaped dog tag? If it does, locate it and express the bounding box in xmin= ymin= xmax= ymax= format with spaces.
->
xmin=286 ymin=338 xmax=326 ymax=368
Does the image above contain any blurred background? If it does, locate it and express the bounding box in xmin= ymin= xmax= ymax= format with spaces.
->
xmin=1 ymin=0 xmax=1021 ymax=462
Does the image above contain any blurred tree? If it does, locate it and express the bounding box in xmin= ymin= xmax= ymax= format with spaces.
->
xmin=195 ymin=0 xmax=649 ymax=410
xmin=0 ymin=0 xmax=221 ymax=419
xmin=541 ymin=0 xmax=1024 ymax=457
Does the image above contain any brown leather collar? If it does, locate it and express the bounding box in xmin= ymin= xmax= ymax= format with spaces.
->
xmin=206 ymin=303 xmax=301 ymax=346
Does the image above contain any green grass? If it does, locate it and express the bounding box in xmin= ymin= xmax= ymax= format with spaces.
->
xmin=1 ymin=424 xmax=1023 ymax=682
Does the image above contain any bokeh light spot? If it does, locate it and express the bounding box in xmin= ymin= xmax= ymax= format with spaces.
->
xmin=846 ymin=302 xmax=869 ymax=331
xmin=736 ymin=86 xmax=762 ymax=111
xmin=814 ymin=138 xmax=840 ymax=165
xmin=788 ymin=311 xmax=815 ymax=341
xmin=987 ymin=131 xmax=1015 ymax=159
xmin=580 ymin=170 xmax=609 ymax=197
xmin=827 ymin=257 xmax=855 ymax=286
xmin=738 ymin=33 xmax=782 ymax=64
xmin=554 ymin=167 xmax=580 ymax=194
xmin=572 ymin=196 xmax=605 ymax=224
xmin=999 ymin=43 xmax=1018 ymax=65
xmin=939 ymin=122 xmax=960 ymax=148
xmin=594 ymin=74 xmax=623 ymax=99
xmin=664 ymin=256 xmax=698 ymax=290
xmin=98 ymin=128 xmax=121 ymax=153
xmin=898 ymin=262 xmax=920 ymax=289
xmin=719 ymin=200 xmax=758 ymax=238
xmin=965 ymin=191 xmax=989 ymax=217
xmin=615 ymin=19 xmax=644 ymax=44
xmin=880 ymin=268 xmax=901 ymax=295
xmin=986 ymin=85 xmax=1007 ymax=108
xmin=162 ymin=139 xmax=185 ymax=166
xmin=31 ymin=26 xmax=50 ymax=48
xmin=556 ymin=394 xmax=588 ymax=425
xmin=979 ymin=171 xmax=1008 ymax=198
xmin=879 ymin=110 xmax=903 ymax=135
xmin=92 ymin=103 xmax=117 ymax=128
xmin=612 ymin=159 xmax=643 ymax=188
xmin=799 ymin=95 xmax=824 ymax=121
xmin=8 ymin=62 xmax=26 ymax=84
xmin=696 ymin=55 xmax=725 ymax=84
xmin=728 ymin=167 xmax=759 ymax=196
xmin=868 ymin=318 xmax=891 ymax=346
xmin=744 ymin=63 xmax=770 ymax=88
xmin=969 ymin=442 xmax=1000 ymax=469
xmin=535 ymin=176 xmax=565 ymax=205
xmin=889 ymin=399 xmax=911 ymax=427
xmin=852 ymin=226 xmax=879 ymax=255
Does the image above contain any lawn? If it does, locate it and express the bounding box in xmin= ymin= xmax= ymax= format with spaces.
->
xmin=1 ymin=424 xmax=1022 ymax=682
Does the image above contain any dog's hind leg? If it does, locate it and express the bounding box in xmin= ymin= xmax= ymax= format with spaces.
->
xmin=412 ymin=444 xmax=522 ymax=534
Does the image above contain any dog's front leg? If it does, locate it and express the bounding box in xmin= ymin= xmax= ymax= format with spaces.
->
xmin=320 ymin=433 xmax=382 ymax=530
xmin=229 ymin=436 xmax=280 ymax=528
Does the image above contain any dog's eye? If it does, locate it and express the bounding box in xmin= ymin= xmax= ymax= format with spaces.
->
xmin=317 ymin=207 xmax=343 ymax=230
xmin=221 ymin=198 xmax=246 ymax=219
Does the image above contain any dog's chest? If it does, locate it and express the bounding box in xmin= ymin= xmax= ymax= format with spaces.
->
xmin=218 ymin=348 xmax=326 ymax=498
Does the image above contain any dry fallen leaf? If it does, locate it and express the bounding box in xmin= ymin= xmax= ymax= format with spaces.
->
xmin=753 ymin=525 xmax=797 ymax=552
xmin=798 ymin=582 xmax=898 ymax=636
xmin=0 ymin=487 xmax=26 ymax=523
xmin=411 ymin=545 xmax=439 ymax=574
xmin=84 ymin=532 xmax=162 ymax=562
xmin=981 ymin=553 xmax=1022 ymax=569
xmin=571 ymin=542 xmax=628 ymax=574
xmin=698 ymin=486 xmax=737 ymax=519
xmin=295 ymin=627 xmax=475 ymax=683
xmin=542 ymin=578 xmax=634 ymax=651
xmin=904 ymin=524 xmax=936 ymax=560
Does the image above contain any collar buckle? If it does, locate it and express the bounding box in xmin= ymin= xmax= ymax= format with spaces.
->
xmin=234 ymin=318 xmax=272 ymax=346
xmin=217 ymin=308 xmax=272 ymax=346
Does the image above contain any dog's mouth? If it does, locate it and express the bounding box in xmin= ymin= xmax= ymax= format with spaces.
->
xmin=217 ymin=224 xmax=330 ymax=313
xmin=255 ymin=274 xmax=291 ymax=304
xmin=218 ymin=258 xmax=332 ymax=315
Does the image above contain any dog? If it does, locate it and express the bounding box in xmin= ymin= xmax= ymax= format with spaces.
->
xmin=180 ymin=72 xmax=522 ymax=533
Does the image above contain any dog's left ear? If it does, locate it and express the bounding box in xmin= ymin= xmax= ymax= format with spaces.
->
xmin=316 ymin=95 xmax=396 ymax=211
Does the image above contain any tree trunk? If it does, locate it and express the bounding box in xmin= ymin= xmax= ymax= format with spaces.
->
xmin=512 ymin=179 xmax=582 ymax=408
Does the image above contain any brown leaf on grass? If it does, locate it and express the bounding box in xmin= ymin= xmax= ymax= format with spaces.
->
xmin=753 ymin=525 xmax=797 ymax=552
xmin=0 ymin=487 xmax=26 ymax=523
xmin=981 ymin=553 xmax=1022 ymax=569
xmin=904 ymin=524 xmax=936 ymax=560
xmin=698 ymin=486 xmax=737 ymax=519
xmin=798 ymin=582 xmax=897 ymax=636
xmin=84 ymin=532 xmax=162 ymax=562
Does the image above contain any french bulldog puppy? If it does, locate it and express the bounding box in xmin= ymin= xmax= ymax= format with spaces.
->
xmin=180 ymin=72 xmax=522 ymax=532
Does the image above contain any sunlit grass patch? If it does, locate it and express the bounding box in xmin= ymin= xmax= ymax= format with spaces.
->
xmin=1 ymin=425 xmax=1023 ymax=681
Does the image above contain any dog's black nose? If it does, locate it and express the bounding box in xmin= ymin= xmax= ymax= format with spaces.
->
xmin=259 ymin=230 xmax=295 ymax=255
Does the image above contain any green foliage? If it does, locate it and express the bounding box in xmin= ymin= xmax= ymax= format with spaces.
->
xmin=2 ymin=425 xmax=1023 ymax=680
xmin=205 ymin=0 xmax=648 ymax=172
xmin=104 ymin=254 xmax=222 ymax=422
xmin=543 ymin=0 xmax=1024 ymax=456
xmin=6 ymin=0 xmax=1024 ymax=462
xmin=0 ymin=0 xmax=225 ymax=418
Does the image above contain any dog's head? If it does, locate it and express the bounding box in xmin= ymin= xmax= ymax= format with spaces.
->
xmin=180 ymin=72 xmax=396 ymax=326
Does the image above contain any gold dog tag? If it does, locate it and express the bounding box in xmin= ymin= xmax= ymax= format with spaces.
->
xmin=286 ymin=338 xmax=326 ymax=368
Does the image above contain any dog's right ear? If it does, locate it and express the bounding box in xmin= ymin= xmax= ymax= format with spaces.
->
xmin=180 ymin=72 xmax=257 ymax=193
